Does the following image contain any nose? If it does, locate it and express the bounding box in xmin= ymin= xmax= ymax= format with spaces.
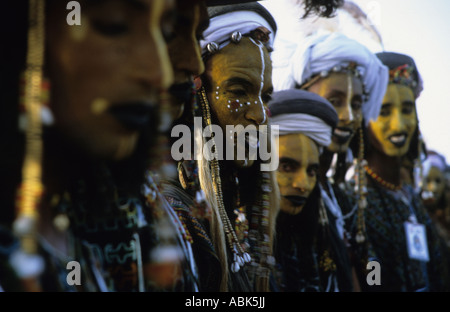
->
xmin=245 ymin=99 xmax=267 ymax=125
xmin=339 ymin=100 xmax=354 ymax=123
xmin=132 ymin=32 xmax=174 ymax=91
xmin=292 ymin=170 xmax=313 ymax=194
xmin=389 ymin=107 xmax=405 ymax=132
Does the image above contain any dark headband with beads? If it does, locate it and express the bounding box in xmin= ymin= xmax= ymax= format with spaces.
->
xmin=296 ymin=61 xmax=369 ymax=102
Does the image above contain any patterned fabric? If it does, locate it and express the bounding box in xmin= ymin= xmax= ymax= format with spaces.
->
xmin=0 ymin=171 xmax=199 ymax=292
xmin=163 ymin=171 xmax=222 ymax=292
xmin=316 ymin=200 xmax=354 ymax=292
xmin=274 ymin=235 xmax=321 ymax=292
xmin=349 ymin=182 xmax=450 ymax=291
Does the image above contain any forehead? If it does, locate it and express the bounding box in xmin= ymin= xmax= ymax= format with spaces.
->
xmin=207 ymin=38 xmax=272 ymax=84
xmin=278 ymin=133 xmax=319 ymax=160
xmin=428 ymin=166 xmax=444 ymax=177
xmin=312 ymin=72 xmax=363 ymax=95
xmin=383 ymin=83 xmax=415 ymax=103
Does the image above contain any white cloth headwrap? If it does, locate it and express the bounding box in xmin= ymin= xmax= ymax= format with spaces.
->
xmin=273 ymin=31 xmax=388 ymax=127
xmin=200 ymin=11 xmax=275 ymax=55
xmin=270 ymin=113 xmax=332 ymax=147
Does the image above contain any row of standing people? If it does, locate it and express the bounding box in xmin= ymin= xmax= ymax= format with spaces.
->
xmin=1 ymin=0 xmax=449 ymax=292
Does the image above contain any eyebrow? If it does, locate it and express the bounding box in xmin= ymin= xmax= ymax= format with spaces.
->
xmin=279 ymin=157 xmax=300 ymax=166
xmin=223 ymin=77 xmax=253 ymax=89
xmin=325 ymin=89 xmax=346 ymax=98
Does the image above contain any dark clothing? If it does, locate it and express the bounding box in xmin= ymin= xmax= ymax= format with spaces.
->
xmin=349 ymin=183 xmax=450 ymax=291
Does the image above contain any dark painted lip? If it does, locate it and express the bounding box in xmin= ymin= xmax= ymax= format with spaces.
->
xmin=108 ymin=101 xmax=155 ymax=131
xmin=332 ymin=127 xmax=354 ymax=144
xmin=388 ymin=132 xmax=407 ymax=147
xmin=284 ymin=195 xmax=307 ymax=207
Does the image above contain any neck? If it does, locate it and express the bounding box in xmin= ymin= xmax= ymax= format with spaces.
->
xmin=366 ymin=148 xmax=403 ymax=188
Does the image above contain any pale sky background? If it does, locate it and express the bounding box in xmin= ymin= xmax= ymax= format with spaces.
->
xmin=261 ymin=0 xmax=450 ymax=163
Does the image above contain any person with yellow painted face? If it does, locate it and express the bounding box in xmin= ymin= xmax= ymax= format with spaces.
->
xmin=269 ymin=89 xmax=339 ymax=292
xmin=421 ymin=151 xmax=450 ymax=248
xmin=163 ymin=2 xmax=280 ymax=292
xmin=0 ymin=0 xmax=203 ymax=292
xmin=354 ymin=52 xmax=450 ymax=291
xmin=271 ymin=31 xmax=388 ymax=292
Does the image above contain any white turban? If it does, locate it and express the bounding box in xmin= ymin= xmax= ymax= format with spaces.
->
xmin=200 ymin=10 xmax=276 ymax=55
xmin=273 ymin=31 xmax=388 ymax=127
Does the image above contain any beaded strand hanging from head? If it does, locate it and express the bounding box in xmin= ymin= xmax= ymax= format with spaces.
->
xmin=14 ymin=0 xmax=46 ymax=256
xmin=196 ymin=2 xmax=278 ymax=291
xmin=298 ymin=61 xmax=370 ymax=244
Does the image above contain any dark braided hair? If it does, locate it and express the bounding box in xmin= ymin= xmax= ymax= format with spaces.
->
xmin=301 ymin=0 xmax=344 ymax=18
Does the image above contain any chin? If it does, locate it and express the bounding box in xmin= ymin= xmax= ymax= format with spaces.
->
xmin=328 ymin=142 xmax=350 ymax=154
xmin=382 ymin=146 xmax=409 ymax=157
xmin=280 ymin=202 xmax=304 ymax=215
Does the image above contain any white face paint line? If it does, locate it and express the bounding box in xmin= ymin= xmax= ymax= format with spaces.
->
xmin=249 ymin=37 xmax=267 ymax=125
xmin=347 ymin=72 xmax=354 ymax=122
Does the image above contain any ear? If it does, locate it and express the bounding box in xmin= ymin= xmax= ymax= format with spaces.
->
xmin=194 ymin=75 xmax=203 ymax=91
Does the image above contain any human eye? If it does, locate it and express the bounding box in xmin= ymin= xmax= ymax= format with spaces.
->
xmin=328 ymin=97 xmax=341 ymax=107
xmin=352 ymin=98 xmax=363 ymax=111
xmin=228 ymin=88 xmax=247 ymax=97
xmin=307 ymin=164 xmax=319 ymax=177
xmin=379 ymin=105 xmax=391 ymax=117
xmin=262 ymin=92 xmax=272 ymax=103
xmin=279 ymin=161 xmax=296 ymax=173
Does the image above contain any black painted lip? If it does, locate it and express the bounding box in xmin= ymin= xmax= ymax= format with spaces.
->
xmin=284 ymin=195 xmax=307 ymax=207
xmin=333 ymin=127 xmax=354 ymax=144
xmin=108 ymin=101 xmax=155 ymax=131
xmin=388 ymin=132 xmax=407 ymax=147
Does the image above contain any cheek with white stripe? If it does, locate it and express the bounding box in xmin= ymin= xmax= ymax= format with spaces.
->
xmin=248 ymin=38 xmax=267 ymax=124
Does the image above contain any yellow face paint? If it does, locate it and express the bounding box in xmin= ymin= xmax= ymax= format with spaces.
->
xmin=368 ymin=84 xmax=417 ymax=157
xmin=204 ymin=37 xmax=273 ymax=168
xmin=46 ymin=0 xmax=176 ymax=161
xmin=424 ymin=166 xmax=446 ymax=204
xmin=276 ymin=133 xmax=319 ymax=215
xmin=307 ymin=72 xmax=363 ymax=153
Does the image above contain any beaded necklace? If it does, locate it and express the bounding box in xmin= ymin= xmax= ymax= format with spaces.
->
xmin=364 ymin=165 xmax=402 ymax=191
xmin=197 ymin=86 xmax=273 ymax=290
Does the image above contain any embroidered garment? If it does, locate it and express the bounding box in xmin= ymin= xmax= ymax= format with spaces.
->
xmin=350 ymin=183 xmax=450 ymax=291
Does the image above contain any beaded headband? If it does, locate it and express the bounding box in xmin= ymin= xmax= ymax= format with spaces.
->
xmin=203 ymin=28 xmax=273 ymax=59
xmin=297 ymin=61 xmax=369 ymax=102
xmin=388 ymin=64 xmax=418 ymax=90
